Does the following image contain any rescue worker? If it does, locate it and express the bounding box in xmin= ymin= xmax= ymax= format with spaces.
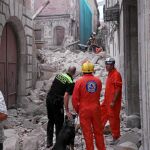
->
xmin=91 ymin=32 xmax=97 ymax=45
xmin=72 ymin=61 xmax=106 ymax=150
xmin=101 ymin=57 xmax=122 ymax=144
xmin=46 ymin=66 xmax=76 ymax=148
xmin=87 ymin=37 xmax=92 ymax=46
xmin=88 ymin=32 xmax=98 ymax=52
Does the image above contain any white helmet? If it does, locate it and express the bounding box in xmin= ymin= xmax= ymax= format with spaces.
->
xmin=105 ymin=57 xmax=115 ymax=65
xmin=92 ymin=32 xmax=96 ymax=35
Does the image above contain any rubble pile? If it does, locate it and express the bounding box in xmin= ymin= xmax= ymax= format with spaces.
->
xmin=3 ymin=49 xmax=142 ymax=150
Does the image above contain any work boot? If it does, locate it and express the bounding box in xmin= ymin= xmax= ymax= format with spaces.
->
xmin=70 ymin=144 xmax=74 ymax=150
xmin=47 ymin=140 xmax=53 ymax=148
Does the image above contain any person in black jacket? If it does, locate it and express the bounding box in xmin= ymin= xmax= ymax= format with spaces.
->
xmin=46 ymin=66 xmax=76 ymax=148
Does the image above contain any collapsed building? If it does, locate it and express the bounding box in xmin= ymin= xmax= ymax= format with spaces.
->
xmin=0 ymin=0 xmax=99 ymax=111
xmin=34 ymin=0 xmax=100 ymax=49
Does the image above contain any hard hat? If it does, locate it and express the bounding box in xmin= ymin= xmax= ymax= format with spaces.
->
xmin=92 ymin=32 xmax=96 ymax=35
xmin=82 ymin=61 xmax=94 ymax=73
xmin=105 ymin=57 xmax=115 ymax=65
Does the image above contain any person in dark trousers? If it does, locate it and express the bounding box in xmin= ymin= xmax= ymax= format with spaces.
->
xmin=46 ymin=66 xmax=76 ymax=148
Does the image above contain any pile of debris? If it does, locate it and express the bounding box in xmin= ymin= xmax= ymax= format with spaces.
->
xmin=3 ymin=49 xmax=142 ymax=150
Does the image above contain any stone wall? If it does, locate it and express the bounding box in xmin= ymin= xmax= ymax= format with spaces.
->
xmin=35 ymin=15 xmax=71 ymax=49
xmin=138 ymin=0 xmax=150 ymax=149
xmin=34 ymin=0 xmax=70 ymax=16
xmin=87 ymin=0 xmax=99 ymax=32
xmin=0 ymin=0 xmax=34 ymax=103
xmin=34 ymin=0 xmax=79 ymax=49
xmin=122 ymin=0 xmax=139 ymax=115
xmin=118 ymin=0 xmax=125 ymax=100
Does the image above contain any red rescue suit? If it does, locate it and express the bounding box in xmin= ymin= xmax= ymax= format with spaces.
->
xmin=72 ymin=74 xmax=106 ymax=150
xmin=101 ymin=68 xmax=122 ymax=139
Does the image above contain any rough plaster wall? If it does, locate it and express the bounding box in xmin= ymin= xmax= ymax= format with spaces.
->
xmin=112 ymin=30 xmax=119 ymax=69
xmin=24 ymin=0 xmax=32 ymax=9
xmin=34 ymin=0 xmax=70 ymax=16
xmin=17 ymin=0 xmax=24 ymax=5
xmin=138 ymin=0 xmax=150 ymax=149
xmin=69 ymin=0 xmax=76 ymax=19
xmin=129 ymin=8 xmax=139 ymax=114
xmin=119 ymin=0 xmax=125 ymax=101
xmin=87 ymin=0 xmax=98 ymax=32
xmin=123 ymin=0 xmax=139 ymax=115
xmin=109 ymin=41 xmax=113 ymax=56
xmin=34 ymin=0 xmax=80 ymax=48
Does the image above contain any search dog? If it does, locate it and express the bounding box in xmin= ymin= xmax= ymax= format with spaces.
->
xmin=52 ymin=115 xmax=76 ymax=150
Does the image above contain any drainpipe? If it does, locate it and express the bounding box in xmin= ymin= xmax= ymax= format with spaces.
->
xmin=32 ymin=0 xmax=50 ymax=20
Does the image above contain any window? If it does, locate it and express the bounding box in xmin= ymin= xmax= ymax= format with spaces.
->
xmin=34 ymin=29 xmax=42 ymax=41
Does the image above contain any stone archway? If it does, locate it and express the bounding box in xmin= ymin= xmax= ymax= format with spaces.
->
xmin=0 ymin=17 xmax=27 ymax=108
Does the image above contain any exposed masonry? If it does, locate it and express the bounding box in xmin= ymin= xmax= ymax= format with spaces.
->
xmin=33 ymin=0 xmax=79 ymax=50
xmin=0 ymin=0 xmax=35 ymax=100
xmin=35 ymin=15 xmax=71 ymax=49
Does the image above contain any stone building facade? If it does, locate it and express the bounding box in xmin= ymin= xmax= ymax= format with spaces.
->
xmin=34 ymin=0 xmax=79 ymax=49
xmin=104 ymin=0 xmax=150 ymax=149
xmin=87 ymin=0 xmax=99 ymax=32
xmin=138 ymin=0 xmax=150 ymax=149
xmin=0 ymin=0 xmax=34 ymax=108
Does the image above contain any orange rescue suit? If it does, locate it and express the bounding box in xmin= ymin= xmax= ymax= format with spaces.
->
xmin=72 ymin=74 xmax=106 ymax=150
xmin=101 ymin=68 xmax=122 ymax=139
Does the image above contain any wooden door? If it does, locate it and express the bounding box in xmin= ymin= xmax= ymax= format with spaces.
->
xmin=0 ymin=24 xmax=17 ymax=108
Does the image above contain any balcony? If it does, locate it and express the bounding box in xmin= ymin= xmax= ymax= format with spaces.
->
xmin=104 ymin=2 xmax=119 ymax=22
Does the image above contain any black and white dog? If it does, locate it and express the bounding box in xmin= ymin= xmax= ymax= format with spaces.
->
xmin=52 ymin=115 xmax=76 ymax=150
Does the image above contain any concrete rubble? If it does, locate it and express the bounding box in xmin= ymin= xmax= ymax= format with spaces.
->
xmin=114 ymin=141 xmax=138 ymax=150
xmin=3 ymin=49 xmax=142 ymax=150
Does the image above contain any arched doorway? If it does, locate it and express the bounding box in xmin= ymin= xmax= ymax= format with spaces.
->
xmin=54 ymin=26 xmax=65 ymax=46
xmin=0 ymin=23 xmax=17 ymax=108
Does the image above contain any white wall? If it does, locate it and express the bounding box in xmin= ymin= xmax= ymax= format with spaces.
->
xmin=138 ymin=0 xmax=150 ymax=149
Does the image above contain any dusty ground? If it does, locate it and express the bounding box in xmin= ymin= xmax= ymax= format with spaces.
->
xmin=3 ymin=49 xmax=141 ymax=150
